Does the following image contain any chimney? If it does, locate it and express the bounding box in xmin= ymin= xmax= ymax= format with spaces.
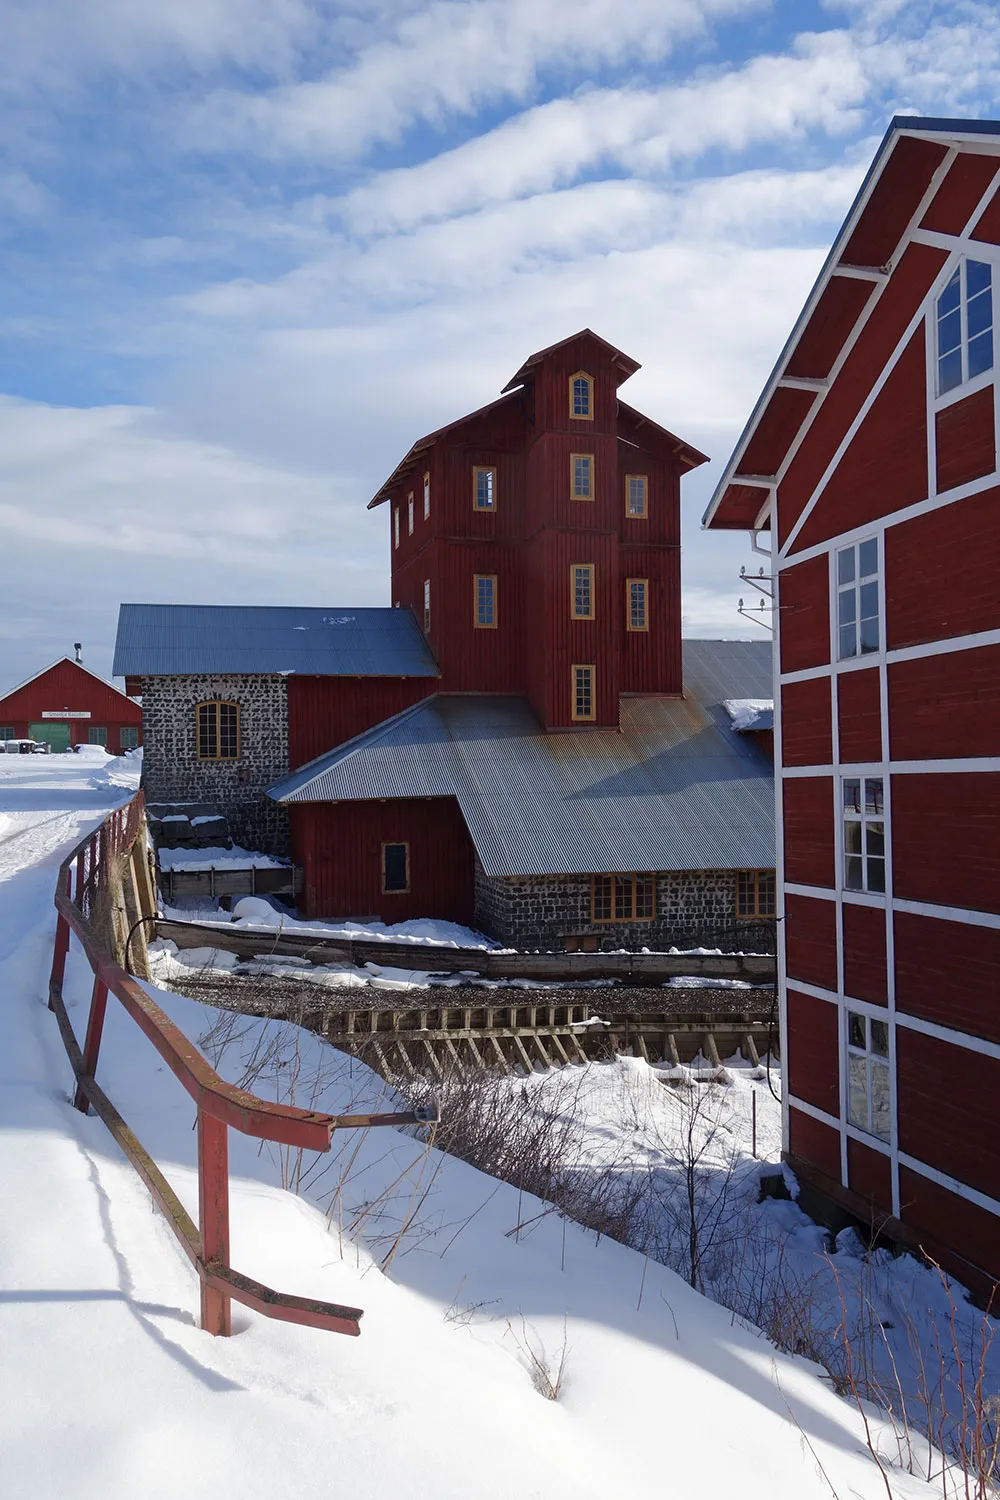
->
xmin=74 ymin=642 xmax=83 ymax=664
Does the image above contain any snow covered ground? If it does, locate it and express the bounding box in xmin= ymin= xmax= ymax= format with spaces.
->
xmin=0 ymin=756 xmax=986 ymax=1499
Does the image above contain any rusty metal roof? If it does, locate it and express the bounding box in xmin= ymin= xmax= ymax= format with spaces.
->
xmin=113 ymin=604 xmax=440 ymax=679
xmin=269 ymin=640 xmax=774 ymax=877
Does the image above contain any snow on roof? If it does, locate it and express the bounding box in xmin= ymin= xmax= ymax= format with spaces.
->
xmin=723 ymin=699 xmax=774 ymax=732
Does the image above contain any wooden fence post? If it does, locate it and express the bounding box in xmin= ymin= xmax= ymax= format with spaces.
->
xmin=48 ymin=868 xmax=73 ymax=1011
xmin=74 ymin=976 xmax=109 ymax=1112
xmin=198 ymin=1108 xmax=232 ymax=1336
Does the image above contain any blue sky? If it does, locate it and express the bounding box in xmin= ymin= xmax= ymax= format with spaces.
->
xmin=2 ymin=0 xmax=1000 ymax=686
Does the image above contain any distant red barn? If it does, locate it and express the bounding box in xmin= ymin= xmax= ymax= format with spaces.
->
xmin=705 ymin=114 xmax=1000 ymax=1298
xmin=0 ymin=656 xmax=142 ymax=753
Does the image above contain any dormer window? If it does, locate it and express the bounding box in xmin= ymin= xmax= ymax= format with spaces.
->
xmin=936 ymin=258 xmax=993 ymax=396
xmin=570 ymin=372 xmax=593 ymax=420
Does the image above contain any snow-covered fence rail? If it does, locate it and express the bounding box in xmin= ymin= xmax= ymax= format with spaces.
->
xmin=154 ymin=917 xmax=778 ymax=985
xmin=47 ymin=791 xmax=435 ymax=1339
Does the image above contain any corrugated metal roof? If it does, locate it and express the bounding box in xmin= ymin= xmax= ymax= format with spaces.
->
xmin=113 ymin=604 xmax=440 ymax=679
xmin=269 ymin=639 xmax=775 ymax=878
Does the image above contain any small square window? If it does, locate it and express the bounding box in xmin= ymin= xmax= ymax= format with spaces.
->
xmin=571 ymin=564 xmax=594 ymax=620
xmin=625 ymin=474 xmax=647 ymax=518
xmin=474 ymin=574 xmax=496 ymax=628
xmin=572 ymin=664 xmax=595 ymax=721
xmin=382 ymin=842 xmax=409 ymax=893
xmin=473 ymin=466 xmax=496 ymax=510
xmin=571 ymin=454 xmax=593 ymax=500
xmin=627 ymin=578 xmax=648 ymax=632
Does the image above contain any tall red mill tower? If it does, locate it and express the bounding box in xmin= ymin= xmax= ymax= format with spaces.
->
xmin=369 ymin=330 xmax=708 ymax=727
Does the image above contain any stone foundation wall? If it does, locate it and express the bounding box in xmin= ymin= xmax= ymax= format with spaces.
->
xmin=474 ymin=864 xmax=771 ymax=951
xmin=140 ymin=674 xmax=290 ymax=856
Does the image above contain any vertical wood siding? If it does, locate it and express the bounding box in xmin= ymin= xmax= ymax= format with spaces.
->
xmin=778 ymin=554 xmax=830 ymax=673
xmin=289 ymin=798 xmax=476 ymax=926
xmin=885 ymin=485 xmax=1000 ymax=649
xmin=286 ymin=676 xmax=435 ymax=770
xmin=842 ymin=900 xmax=888 ymax=1005
xmin=784 ymin=892 xmax=838 ymax=990
xmin=891 ymin=771 xmax=1000 ymax=914
xmin=0 ymin=659 xmax=142 ymax=749
xmin=782 ymin=777 xmax=835 ymax=887
xmin=888 ymin=644 xmax=1000 ymax=761
xmin=838 ymin=667 xmax=882 ymax=764
xmin=894 ymin=912 xmax=1000 ymax=1044
xmin=786 ymin=988 xmax=839 ymax=1114
xmin=781 ymin=676 xmax=833 ymax=766
xmin=935 ymin=385 xmax=996 ymax=494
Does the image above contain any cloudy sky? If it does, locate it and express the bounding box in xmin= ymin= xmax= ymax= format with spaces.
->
xmin=2 ymin=0 xmax=1000 ymax=687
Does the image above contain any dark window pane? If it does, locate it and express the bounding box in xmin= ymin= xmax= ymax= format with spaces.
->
xmin=838 ymin=548 xmax=855 ymax=585
xmin=219 ymin=704 xmax=238 ymax=759
xmin=871 ymin=1019 xmax=889 ymax=1057
xmin=843 ymin=778 xmax=861 ymax=812
xmin=839 ymin=623 xmax=857 ymax=659
xmin=383 ymin=843 xmax=408 ymax=892
xmin=865 ymin=824 xmax=885 ymax=858
xmin=967 ymin=259 xmax=991 ymax=299
xmin=939 ymin=348 xmax=963 ymax=393
xmin=967 ymin=289 xmax=992 ymax=339
xmin=937 ymin=307 xmax=961 ymax=357
xmin=865 ymin=779 xmax=883 ymax=815
xmin=859 ymin=581 xmax=879 ymax=619
xmin=848 ymin=1012 xmax=866 ymax=1049
xmin=635 ymin=876 xmax=654 ymax=920
xmin=938 ymin=269 xmax=961 ymax=316
xmin=845 ymin=822 xmax=863 ymax=855
xmin=969 ymin=329 xmax=994 ymax=379
xmin=845 ymin=854 xmax=864 ymax=890
xmin=858 ymin=538 xmax=878 ymax=578
xmin=592 ymin=876 xmax=612 ymax=921
xmin=839 ymin=589 xmax=857 ymax=624
xmin=860 ymin=616 xmax=879 ymax=653
xmin=867 ymin=856 xmax=886 ymax=893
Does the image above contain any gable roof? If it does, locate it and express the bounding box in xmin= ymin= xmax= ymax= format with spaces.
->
xmin=0 ymin=657 xmax=139 ymax=711
xmin=703 ymin=115 xmax=1000 ymax=531
xmin=367 ymin=389 xmax=521 ymax=509
xmin=500 ymin=328 xmax=641 ymax=392
xmin=268 ymin=639 xmax=774 ymax=878
xmin=112 ymin=604 xmax=440 ymax=679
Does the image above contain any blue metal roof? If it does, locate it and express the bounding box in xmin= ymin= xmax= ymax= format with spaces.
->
xmin=113 ymin=604 xmax=440 ymax=678
xmin=269 ymin=640 xmax=775 ymax=878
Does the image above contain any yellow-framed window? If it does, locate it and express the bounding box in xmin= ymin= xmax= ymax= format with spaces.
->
xmin=407 ymin=492 xmax=414 ymax=534
xmin=423 ymin=470 xmax=431 ymax=519
xmin=382 ymin=842 xmax=410 ymax=894
xmin=591 ymin=874 xmax=655 ymax=922
xmin=625 ymin=474 xmax=648 ymax=518
xmin=571 ymin=663 xmax=595 ymax=721
xmin=197 ymin=701 xmax=239 ymax=761
xmin=736 ymin=869 xmax=776 ymax=917
xmin=571 ymin=453 xmax=593 ymax=500
xmin=423 ymin=579 xmax=431 ymax=633
xmin=393 ymin=507 xmax=400 ymax=548
xmin=627 ymin=578 xmax=648 ymax=632
xmin=569 ymin=371 xmax=594 ymax=420
xmin=474 ymin=573 xmax=497 ymax=628
xmin=571 ymin=563 xmax=594 ymax=619
xmin=473 ymin=466 xmax=496 ymax=510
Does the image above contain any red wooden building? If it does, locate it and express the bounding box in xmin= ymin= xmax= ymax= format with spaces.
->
xmin=0 ymin=653 xmax=142 ymax=753
xmin=705 ymin=115 xmax=1000 ymax=1294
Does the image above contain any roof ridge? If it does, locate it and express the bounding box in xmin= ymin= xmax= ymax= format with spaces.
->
xmin=267 ymin=693 xmax=440 ymax=801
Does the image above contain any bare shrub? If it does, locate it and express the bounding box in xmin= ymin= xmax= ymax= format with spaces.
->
xmin=505 ymin=1315 xmax=569 ymax=1400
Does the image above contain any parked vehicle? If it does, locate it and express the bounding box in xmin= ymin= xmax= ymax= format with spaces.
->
xmin=1 ymin=738 xmax=47 ymax=754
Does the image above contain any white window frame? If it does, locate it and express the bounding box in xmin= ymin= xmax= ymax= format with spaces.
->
xmin=842 ymin=775 xmax=886 ymax=895
xmin=935 ymin=256 xmax=994 ymax=400
xmin=846 ymin=1009 xmax=891 ymax=1142
xmin=836 ymin=536 xmax=880 ymax=660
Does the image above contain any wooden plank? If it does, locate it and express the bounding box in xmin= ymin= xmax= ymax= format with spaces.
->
xmin=512 ymin=1035 xmax=536 ymax=1073
xmin=548 ymin=1031 xmax=572 ymax=1066
xmin=666 ymin=1033 xmax=682 ymax=1068
xmin=743 ymin=1032 xmax=761 ymax=1067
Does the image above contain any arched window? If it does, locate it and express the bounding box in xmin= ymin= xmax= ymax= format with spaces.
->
xmin=569 ymin=371 xmax=594 ymax=420
xmin=197 ymin=701 xmax=239 ymax=761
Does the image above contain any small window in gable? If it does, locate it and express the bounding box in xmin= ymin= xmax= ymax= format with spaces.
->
xmin=937 ymin=258 xmax=993 ymax=396
xmin=625 ymin=474 xmax=647 ymax=518
xmin=473 ymin=466 xmax=496 ymax=510
xmin=571 ymin=453 xmax=593 ymax=500
xmin=570 ymin=372 xmax=594 ymax=420
xmin=423 ymin=471 xmax=431 ymax=519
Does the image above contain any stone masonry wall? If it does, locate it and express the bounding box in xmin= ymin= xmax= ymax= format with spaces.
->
xmin=140 ymin=674 xmax=290 ymax=856
xmin=475 ymin=864 xmax=769 ymax=951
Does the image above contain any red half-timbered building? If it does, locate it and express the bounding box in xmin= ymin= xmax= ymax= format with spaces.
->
xmin=0 ymin=654 xmax=142 ymax=753
xmin=705 ymin=116 xmax=1000 ymax=1295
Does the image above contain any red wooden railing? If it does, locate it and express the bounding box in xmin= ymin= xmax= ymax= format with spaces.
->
xmin=48 ymin=791 xmax=434 ymax=1337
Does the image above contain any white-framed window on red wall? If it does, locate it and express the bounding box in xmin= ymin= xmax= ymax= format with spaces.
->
xmin=842 ymin=776 xmax=885 ymax=893
xmin=846 ymin=1010 xmax=891 ymax=1142
xmin=836 ymin=537 xmax=880 ymax=659
xmin=936 ymin=257 xmax=993 ymax=396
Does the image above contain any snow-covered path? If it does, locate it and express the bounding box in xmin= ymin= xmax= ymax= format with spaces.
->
xmin=0 ymin=758 xmax=941 ymax=1500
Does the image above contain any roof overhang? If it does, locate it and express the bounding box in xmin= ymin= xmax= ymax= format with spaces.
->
xmin=500 ymin=328 xmax=641 ymax=393
xmin=702 ymin=114 xmax=1000 ymax=532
